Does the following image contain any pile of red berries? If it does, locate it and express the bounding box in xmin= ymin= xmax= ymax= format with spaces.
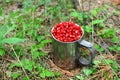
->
xmin=52 ymin=22 xmax=83 ymax=42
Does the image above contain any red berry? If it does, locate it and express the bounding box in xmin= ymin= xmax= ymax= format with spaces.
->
xmin=52 ymin=22 xmax=83 ymax=42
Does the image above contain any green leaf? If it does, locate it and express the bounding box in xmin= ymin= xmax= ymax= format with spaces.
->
xmin=76 ymin=75 xmax=84 ymax=80
xmin=11 ymin=72 xmax=21 ymax=79
xmin=117 ymin=47 xmax=120 ymax=51
xmin=9 ymin=63 xmax=16 ymax=69
xmin=94 ymin=44 xmax=104 ymax=52
xmin=37 ymin=36 xmax=45 ymax=42
xmin=31 ymin=45 xmax=45 ymax=58
xmin=9 ymin=62 xmax=21 ymax=69
xmin=112 ymin=36 xmax=119 ymax=43
xmin=83 ymin=26 xmax=92 ymax=33
xmin=99 ymin=23 xmax=105 ymax=28
xmin=109 ymin=46 xmax=120 ymax=51
xmin=5 ymin=0 xmax=10 ymax=2
xmin=105 ymin=29 xmax=115 ymax=37
xmin=37 ymin=43 xmax=44 ymax=48
xmin=83 ymin=69 xmax=92 ymax=76
xmin=104 ymin=4 xmax=110 ymax=8
xmin=92 ymin=19 xmax=104 ymax=25
xmin=33 ymin=52 xmax=40 ymax=59
xmin=27 ymin=30 xmax=33 ymax=35
xmin=105 ymin=59 xmax=119 ymax=71
xmin=45 ymin=70 xmax=54 ymax=77
xmin=53 ymin=72 xmax=61 ymax=76
xmin=108 ymin=46 xmax=115 ymax=51
xmin=91 ymin=9 xmax=97 ymax=16
xmin=1 ymin=38 xmax=26 ymax=44
xmin=41 ymin=39 xmax=52 ymax=44
xmin=39 ymin=39 xmax=52 ymax=48
xmin=5 ymin=27 xmax=15 ymax=36
xmin=0 ymin=49 xmax=5 ymax=56
xmin=70 ymin=11 xmax=80 ymax=17
xmin=21 ymin=59 xmax=34 ymax=72
xmin=0 ymin=8 xmax=2 ymax=16
xmin=93 ymin=60 xmax=101 ymax=65
xmin=90 ymin=7 xmax=102 ymax=16
xmin=37 ymin=64 xmax=44 ymax=72
xmin=40 ymin=72 xmax=45 ymax=78
xmin=98 ymin=29 xmax=116 ymax=38
xmin=0 ymin=26 xmax=7 ymax=39
xmin=69 ymin=78 xmax=74 ymax=80
xmin=39 ymin=51 xmax=45 ymax=56
xmin=8 ymin=11 xmax=20 ymax=18
xmin=106 ymin=59 xmax=114 ymax=64
xmin=23 ymin=77 xmax=30 ymax=80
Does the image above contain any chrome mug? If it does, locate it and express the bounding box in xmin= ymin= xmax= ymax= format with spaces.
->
xmin=51 ymin=23 xmax=95 ymax=70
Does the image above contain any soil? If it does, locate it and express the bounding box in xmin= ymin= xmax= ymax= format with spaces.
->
xmin=0 ymin=0 xmax=120 ymax=80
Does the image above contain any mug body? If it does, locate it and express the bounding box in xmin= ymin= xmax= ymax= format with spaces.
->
xmin=52 ymin=39 xmax=77 ymax=70
xmin=51 ymin=22 xmax=84 ymax=70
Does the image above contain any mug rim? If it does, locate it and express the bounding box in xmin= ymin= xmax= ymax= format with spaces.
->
xmin=51 ymin=23 xmax=84 ymax=43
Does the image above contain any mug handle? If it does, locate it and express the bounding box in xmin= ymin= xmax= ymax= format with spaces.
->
xmin=76 ymin=39 xmax=95 ymax=65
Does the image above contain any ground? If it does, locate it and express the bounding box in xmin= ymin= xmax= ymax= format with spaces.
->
xmin=0 ymin=0 xmax=120 ymax=80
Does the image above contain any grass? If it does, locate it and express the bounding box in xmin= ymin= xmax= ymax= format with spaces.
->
xmin=0 ymin=0 xmax=120 ymax=80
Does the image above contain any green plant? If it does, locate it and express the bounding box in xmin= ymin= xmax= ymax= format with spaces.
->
xmin=31 ymin=45 xmax=46 ymax=59
xmin=98 ymin=29 xmax=116 ymax=38
xmin=0 ymin=0 xmax=119 ymax=80
xmin=94 ymin=44 xmax=105 ymax=52
xmin=108 ymin=45 xmax=120 ymax=52
xmin=0 ymin=26 xmax=25 ymax=44
xmin=11 ymin=72 xmax=22 ymax=79
xmin=90 ymin=7 xmax=102 ymax=17
xmin=70 ymin=11 xmax=88 ymax=24
xmin=83 ymin=69 xmax=93 ymax=76
xmin=0 ymin=49 xmax=5 ymax=56
xmin=9 ymin=59 xmax=34 ymax=72
xmin=23 ymin=77 xmax=30 ymax=80
xmin=76 ymin=75 xmax=85 ymax=80
xmin=37 ymin=64 xmax=60 ymax=78
xmin=82 ymin=25 xmax=92 ymax=33
xmin=105 ymin=59 xmax=120 ymax=72
xmin=0 ymin=25 xmax=25 ymax=56
xmin=69 ymin=78 xmax=74 ymax=80
xmin=9 ymin=59 xmax=60 ymax=79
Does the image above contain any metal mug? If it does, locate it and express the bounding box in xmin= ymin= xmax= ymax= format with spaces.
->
xmin=51 ymin=24 xmax=95 ymax=70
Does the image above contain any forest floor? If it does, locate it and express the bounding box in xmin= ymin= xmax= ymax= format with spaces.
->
xmin=0 ymin=0 xmax=120 ymax=80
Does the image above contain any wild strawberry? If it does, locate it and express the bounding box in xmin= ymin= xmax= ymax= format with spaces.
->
xmin=52 ymin=22 xmax=83 ymax=42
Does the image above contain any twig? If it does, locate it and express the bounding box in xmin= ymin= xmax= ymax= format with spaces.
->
xmin=10 ymin=45 xmax=30 ymax=80
xmin=78 ymin=0 xmax=84 ymax=12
